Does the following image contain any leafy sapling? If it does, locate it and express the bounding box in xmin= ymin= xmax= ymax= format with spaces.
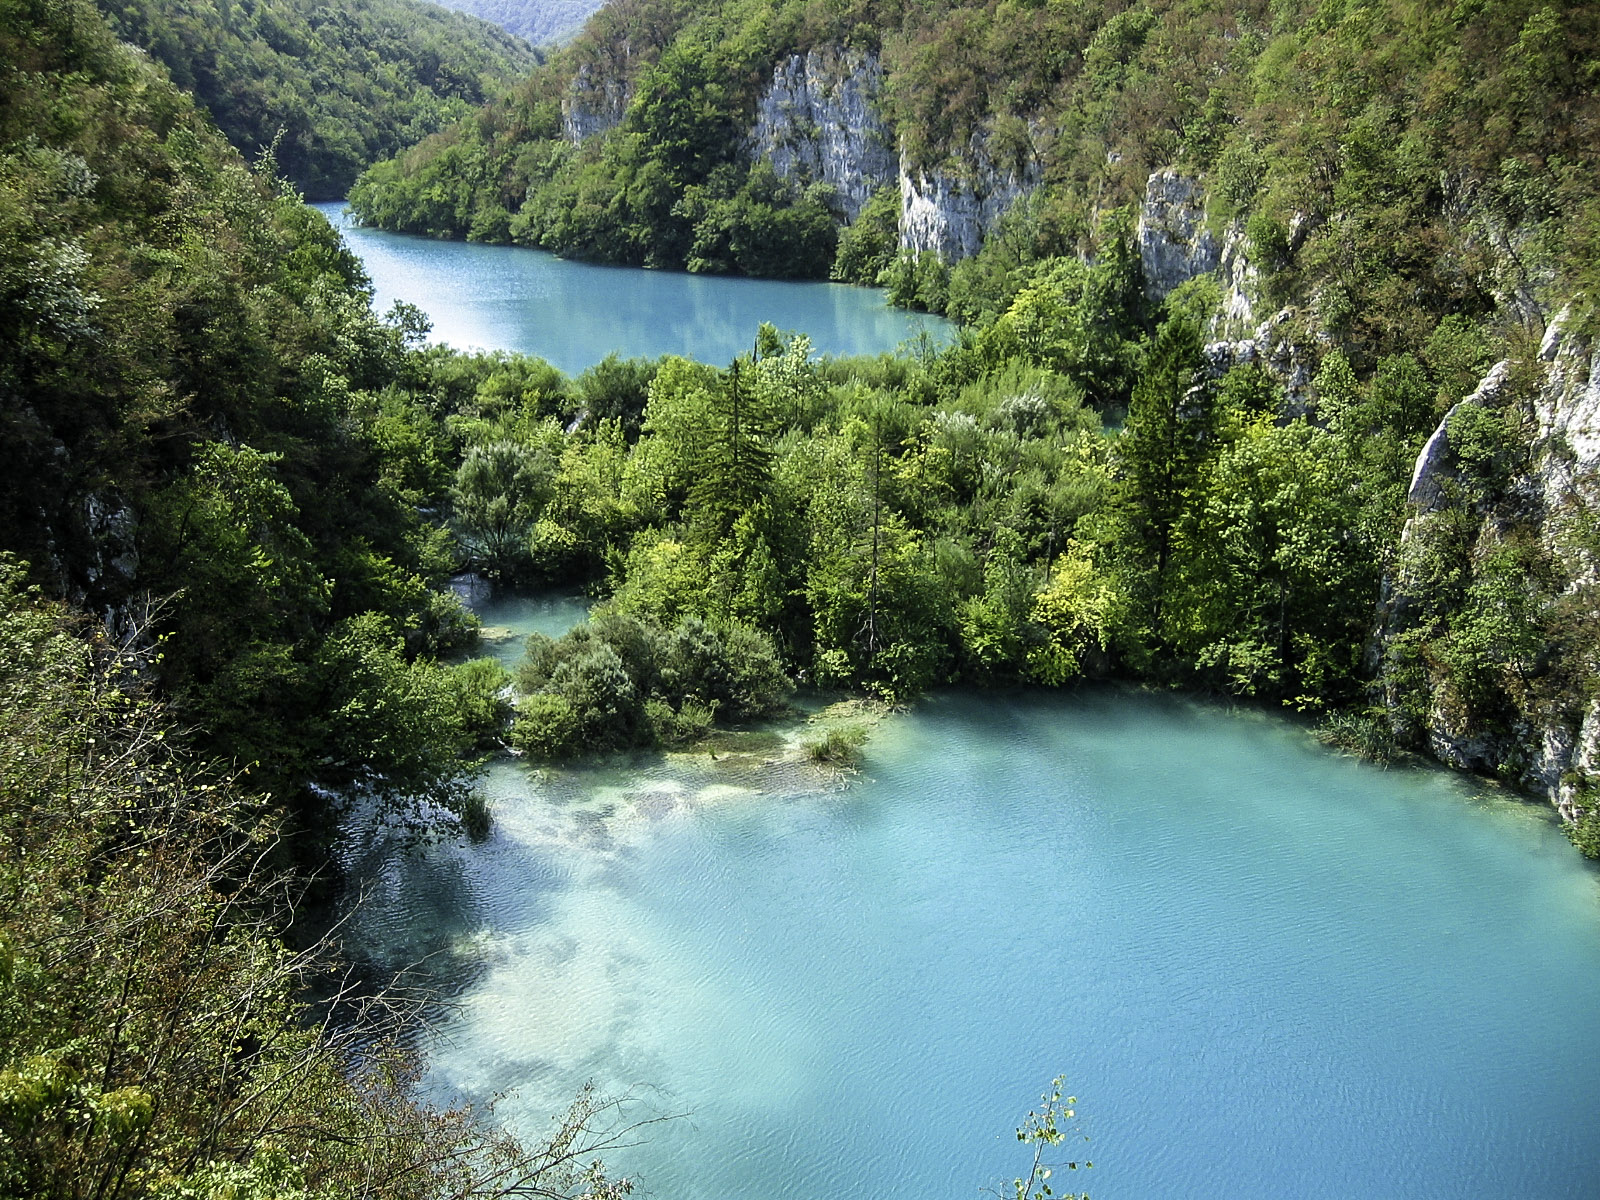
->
xmin=995 ymin=1076 xmax=1092 ymax=1200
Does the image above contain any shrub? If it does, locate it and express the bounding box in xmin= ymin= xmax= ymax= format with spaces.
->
xmin=459 ymin=790 xmax=493 ymax=841
xmin=1568 ymin=804 xmax=1600 ymax=860
xmin=1314 ymin=709 xmax=1399 ymax=764
xmin=510 ymin=692 xmax=582 ymax=758
xmin=511 ymin=609 xmax=792 ymax=759
xmin=645 ymin=696 xmax=719 ymax=748
xmin=447 ymin=658 xmax=513 ymax=748
xmin=803 ymin=725 xmax=867 ymax=767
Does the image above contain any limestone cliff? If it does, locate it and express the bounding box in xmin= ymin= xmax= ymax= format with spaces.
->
xmin=898 ymin=139 xmax=1039 ymax=261
xmin=1377 ymin=308 xmax=1600 ymax=817
xmin=748 ymin=48 xmax=896 ymax=223
xmin=562 ymin=60 xmax=630 ymax=142
xmin=746 ymin=48 xmax=1041 ymax=261
xmin=1136 ymin=168 xmax=1319 ymax=410
xmin=1135 ymin=165 xmax=1600 ymax=826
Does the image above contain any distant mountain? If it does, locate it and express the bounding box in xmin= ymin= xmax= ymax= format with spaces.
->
xmin=95 ymin=0 xmax=541 ymax=198
xmin=429 ymin=0 xmax=607 ymax=45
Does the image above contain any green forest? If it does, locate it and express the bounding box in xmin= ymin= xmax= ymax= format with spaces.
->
xmin=5 ymin=0 xmax=1600 ymax=1193
xmin=340 ymin=0 xmax=1600 ymax=832
xmin=96 ymin=0 xmax=540 ymax=198
xmin=347 ymin=0 xmax=1600 ymax=314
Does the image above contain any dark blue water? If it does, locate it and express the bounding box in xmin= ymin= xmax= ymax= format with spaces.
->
xmin=345 ymin=595 xmax=1600 ymax=1200
xmin=313 ymin=203 xmax=949 ymax=372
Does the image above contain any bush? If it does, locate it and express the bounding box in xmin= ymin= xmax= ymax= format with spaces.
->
xmin=459 ymin=790 xmax=493 ymax=841
xmin=832 ymin=186 xmax=901 ymax=285
xmin=446 ymin=658 xmax=513 ymax=749
xmin=510 ymin=692 xmax=582 ymax=758
xmin=511 ymin=609 xmax=792 ymax=759
xmin=803 ymin=725 xmax=867 ymax=767
xmin=1314 ymin=709 xmax=1399 ymax=764
xmin=1568 ymin=803 xmax=1600 ymax=860
xmin=550 ymin=643 xmax=641 ymax=746
xmin=645 ymin=696 xmax=719 ymax=748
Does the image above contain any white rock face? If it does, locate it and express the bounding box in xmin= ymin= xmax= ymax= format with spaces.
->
xmin=562 ymin=62 xmax=629 ymax=143
xmin=1379 ymin=311 xmax=1600 ymax=808
xmin=748 ymin=48 xmax=896 ymax=223
xmin=1138 ymin=170 xmax=1219 ymax=298
xmin=1406 ymin=361 xmax=1512 ymax=510
xmin=1138 ymin=168 xmax=1257 ymax=332
xmin=898 ymin=146 xmax=1037 ymax=261
xmin=1530 ymin=306 xmax=1600 ymax=511
xmin=1203 ymin=307 xmax=1316 ymax=413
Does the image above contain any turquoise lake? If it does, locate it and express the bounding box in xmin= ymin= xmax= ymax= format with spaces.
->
xmin=339 ymin=594 xmax=1600 ymax=1200
xmin=312 ymin=203 xmax=949 ymax=372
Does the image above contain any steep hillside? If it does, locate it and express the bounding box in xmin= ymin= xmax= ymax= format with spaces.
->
xmin=0 ymin=2 xmax=644 ymax=1193
xmin=95 ymin=0 xmax=541 ymax=198
xmin=431 ymin=0 xmax=607 ymax=45
xmin=348 ymin=0 xmax=1599 ymax=318
xmin=0 ymin=0 xmax=507 ymax=813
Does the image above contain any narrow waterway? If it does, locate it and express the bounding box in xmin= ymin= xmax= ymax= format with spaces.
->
xmin=340 ymin=594 xmax=1600 ymax=1200
xmin=313 ymin=203 xmax=950 ymax=371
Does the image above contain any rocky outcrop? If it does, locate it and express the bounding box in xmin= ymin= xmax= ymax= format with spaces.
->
xmin=1529 ymin=307 xmax=1600 ymax=511
xmin=748 ymin=48 xmax=896 ymax=223
xmin=1375 ymin=308 xmax=1600 ymax=815
xmin=899 ymin=142 xmax=1038 ymax=261
xmin=562 ymin=61 xmax=629 ymax=142
xmin=1138 ymin=169 xmax=1257 ymax=330
xmin=1134 ymin=169 xmax=1325 ymax=407
xmin=79 ymin=492 xmax=139 ymax=592
xmin=1202 ymin=307 xmax=1318 ymax=414
xmin=1138 ymin=170 xmax=1220 ymax=299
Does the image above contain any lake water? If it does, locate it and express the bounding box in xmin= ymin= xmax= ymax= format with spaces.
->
xmin=313 ymin=203 xmax=949 ymax=373
xmin=341 ymin=594 xmax=1600 ymax=1200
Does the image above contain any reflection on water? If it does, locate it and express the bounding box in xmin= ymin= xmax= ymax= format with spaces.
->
xmin=312 ymin=203 xmax=951 ymax=373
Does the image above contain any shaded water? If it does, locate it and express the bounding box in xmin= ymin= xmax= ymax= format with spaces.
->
xmin=342 ymin=596 xmax=1600 ymax=1200
xmin=313 ymin=203 xmax=950 ymax=372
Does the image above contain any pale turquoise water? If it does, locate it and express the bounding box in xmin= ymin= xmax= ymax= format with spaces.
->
xmin=343 ymin=599 xmax=1600 ymax=1200
xmin=313 ymin=203 xmax=950 ymax=372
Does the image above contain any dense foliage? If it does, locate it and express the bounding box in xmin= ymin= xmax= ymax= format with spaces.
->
xmin=0 ymin=565 xmax=644 ymax=1200
xmin=342 ymin=0 xmax=1600 ymax=847
xmin=348 ymin=0 xmax=865 ymax=271
xmin=96 ymin=0 xmax=540 ymax=198
xmin=0 ymin=0 xmax=500 ymax=822
xmin=511 ymin=607 xmax=792 ymax=758
xmin=0 ymin=3 xmax=663 ymax=1190
xmin=348 ymin=0 xmax=1600 ymax=314
xmin=882 ymin=0 xmax=1600 ymax=350
xmin=420 ymin=309 xmax=1400 ymax=708
xmin=22 ymin=0 xmax=1600 ymax=1187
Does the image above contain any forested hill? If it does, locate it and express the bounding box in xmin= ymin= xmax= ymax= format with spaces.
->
xmin=0 ymin=0 xmax=515 ymax=816
xmin=431 ymin=0 xmax=607 ymax=45
xmin=347 ymin=0 xmax=1599 ymax=310
xmin=0 ymin=0 xmax=659 ymax=1191
xmin=95 ymin=0 xmax=541 ymax=198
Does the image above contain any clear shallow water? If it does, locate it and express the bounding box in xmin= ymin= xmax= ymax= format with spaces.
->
xmin=312 ymin=203 xmax=950 ymax=373
xmin=448 ymin=579 xmax=590 ymax=672
xmin=342 ymin=599 xmax=1600 ymax=1200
